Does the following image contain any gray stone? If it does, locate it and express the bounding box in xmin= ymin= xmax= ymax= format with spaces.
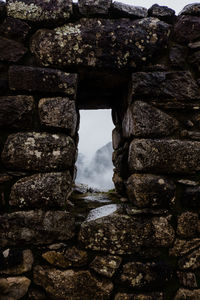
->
xmin=0 ymin=95 xmax=34 ymax=129
xmin=121 ymin=261 xmax=171 ymax=288
xmin=42 ymin=246 xmax=88 ymax=268
xmin=179 ymin=3 xmax=200 ymax=16
xmin=112 ymin=127 xmax=123 ymax=150
xmin=39 ymin=97 xmax=78 ymax=136
xmin=78 ymin=0 xmax=112 ymax=15
xmin=9 ymin=172 xmax=72 ymax=209
xmin=0 ymin=37 xmax=27 ymax=62
xmin=7 ymin=0 xmax=73 ymax=23
xmin=1 ymin=132 xmax=76 ymax=172
xmin=0 ymin=276 xmax=31 ymax=300
xmin=115 ymin=293 xmax=163 ymax=300
xmin=174 ymin=289 xmax=200 ymax=300
xmin=148 ymin=4 xmax=175 ymax=23
xmin=177 ymin=272 xmax=197 ymax=288
xmin=30 ymin=18 xmax=170 ymax=69
xmin=126 ymin=174 xmax=175 ymax=208
xmin=79 ymin=213 xmax=174 ymax=254
xmin=132 ymin=71 xmax=200 ymax=100
xmin=112 ymin=2 xmax=148 ymax=19
xmin=128 ymin=139 xmax=200 ymax=174
xmin=0 ymin=210 xmax=75 ymax=247
xmin=177 ymin=212 xmax=198 ymax=238
xmin=169 ymin=44 xmax=187 ymax=68
xmin=34 ymin=265 xmax=113 ymax=300
xmin=90 ymin=255 xmax=122 ymax=278
xmin=122 ymin=101 xmax=179 ymax=138
xmin=9 ymin=66 xmax=77 ymax=98
xmin=174 ymin=15 xmax=200 ymax=43
xmin=0 ymin=249 xmax=33 ymax=275
xmin=0 ymin=17 xmax=30 ymax=42
xmin=169 ymin=238 xmax=200 ymax=257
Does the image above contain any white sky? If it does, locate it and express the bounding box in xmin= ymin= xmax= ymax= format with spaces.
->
xmin=78 ymin=0 xmax=195 ymax=158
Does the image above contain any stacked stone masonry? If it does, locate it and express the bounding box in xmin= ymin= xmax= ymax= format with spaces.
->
xmin=1 ymin=0 xmax=200 ymax=299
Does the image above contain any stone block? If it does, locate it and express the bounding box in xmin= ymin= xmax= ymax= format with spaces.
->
xmin=174 ymin=289 xmax=200 ymax=299
xmin=78 ymin=0 xmax=112 ymax=15
xmin=170 ymin=238 xmax=200 ymax=257
xmin=174 ymin=15 xmax=200 ymax=43
xmin=9 ymin=66 xmax=77 ymax=98
xmin=2 ymin=132 xmax=76 ymax=172
xmin=0 ymin=210 xmax=75 ymax=247
xmin=9 ymin=172 xmax=72 ymax=209
xmin=177 ymin=212 xmax=198 ymax=238
xmin=0 ymin=37 xmax=27 ymax=62
xmin=90 ymin=255 xmax=122 ymax=278
xmin=177 ymin=272 xmax=197 ymax=288
xmin=128 ymin=139 xmax=200 ymax=174
xmin=179 ymin=3 xmax=200 ymax=16
xmin=112 ymin=2 xmax=148 ymax=19
xmin=148 ymin=4 xmax=175 ymax=23
xmin=34 ymin=266 xmax=113 ymax=300
xmin=0 ymin=17 xmax=30 ymax=42
xmin=0 ymin=95 xmax=34 ymax=129
xmin=115 ymin=293 xmax=163 ymax=300
xmin=30 ymin=18 xmax=170 ymax=69
xmin=0 ymin=276 xmax=31 ymax=300
xmin=39 ymin=97 xmax=78 ymax=136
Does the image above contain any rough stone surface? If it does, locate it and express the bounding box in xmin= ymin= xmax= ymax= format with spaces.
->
xmin=177 ymin=272 xmax=197 ymax=288
xmin=2 ymin=132 xmax=76 ymax=172
xmin=0 ymin=276 xmax=31 ymax=300
xmin=28 ymin=288 xmax=47 ymax=300
xmin=90 ymin=255 xmax=122 ymax=278
xmin=9 ymin=172 xmax=72 ymax=209
xmin=112 ymin=2 xmax=148 ymax=19
xmin=0 ymin=37 xmax=27 ymax=62
xmin=179 ymin=3 xmax=200 ymax=16
xmin=121 ymin=261 xmax=171 ymax=288
xmin=115 ymin=293 xmax=164 ymax=300
xmin=174 ymin=288 xmax=200 ymax=300
xmin=34 ymin=265 xmax=113 ymax=300
xmin=177 ymin=212 xmax=198 ymax=238
xmin=126 ymin=174 xmax=175 ymax=208
xmin=122 ymin=101 xmax=179 ymax=138
xmin=0 ymin=95 xmax=34 ymax=129
xmin=7 ymin=0 xmax=73 ymax=23
xmin=169 ymin=44 xmax=187 ymax=68
xmin=42 ymin=246 xmax=88 ymax=268
xmin=79 ymin=213 xmax=175 ymax=254
xmin=30 ymin=18 xmax=170 ymax=69
xmin=132 ymin=71 xmax=200 ymax=100
xmin=0 ymin=0 xmax=6 ymax=22
xmin=39 ymin=97 xmax=78 ymax=136
xmin=0 ymin=17 xmax=30 ymax=42
xmin=0 ymin=249 xmax=33 ymax=275
xmin=9 ymin=66 xmax=77 ymax=97
xmin=174 ymin=15 xmax=200 ymax=43
xmin=148 ymin=4 xmax=175 ymax=23
xmin=178 ymin=248 xmax=200 ymax=270
xmin=0 ymin=210 xmax=75 ymax=247
xmin=78 ymin=0 xmax=112 ymax=15
xmin=170 ymin=238 xmax=200 ymax=257
xmin=128 ymin=139 xmax=200 ymax=174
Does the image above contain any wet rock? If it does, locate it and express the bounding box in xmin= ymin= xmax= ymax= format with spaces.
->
xmin=34 ymin=265 xmax=113 ymax=300
xmin=115 ymin=293 xmax=163 ymax=300
xmin=132 ymin=71 xmax=200 ymax=100
xmin=177 ymin=272 xmax=197 ymax=288
xmin=112 ymin=2 xmax=148 ymax=19
xmin=177 ymin=212 xmax=198 ymax=238
xmin=0 ymin=37 xmax=27 ymax=62
xmin=174 ymin=15 xmax=200 ymax=43
xmin=9 ymin=66 xmax=77 ymax=98
xmin=39 ymin=97 xmax=78 ymax=136
xmin=122 ymin=101 xmax=178 ymax=138
xmin=174 ymin=288 xmax=200 ymax=300
xmin=179 ymin=248 xmax=200 ymax=270
xmin=128 ymin=139 xmax=200 ymax=174
xmin=121 ymin=261 xmax=171 ymax=288
xmin=126 ymin=174 xmax=175 ymax=208
xmin=79 ymin=213 xmax=174 ymax=254
xmin=90 ymin=255 xmax=122 ymax=278
xmin=0 ymin=210 xmax=75 ymax=247
xmin=0 ymin=276 xmax=31 ymax=300
xmin=9 ymin=172 xmax=72 ymax=209
xmin=30 ymin=18 xmax=170 ymax=69
xmin=169 ymin=44 xmax=187 ymax=68
xmin=148 ymin=4 xmax=175 ymax=23
xmin=0 ymin=95 xmax=34 ymax=129
xmin=42 ymin=246 xmax=88 ymax=268
xmin=7 ymin=0 xmax=73 ymax=23
xmin=0 ymin=249 xmax=33 ymax=275
xmin=169 ymin=238 xmax=200 ymax=257
xmin=179 ymin=3 xmax=200 ymax=16
xmin=0 ymin=0 xmax=6 ymax=22
xmin=0 ymin=17 xmax=30 ymax=42
xmin=2 ymin=132 xmax=76 ymax=172
xmin=78 ymin=0 xmax=112 ymax=15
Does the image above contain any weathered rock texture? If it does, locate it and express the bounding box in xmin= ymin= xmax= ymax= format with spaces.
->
xmin=0 ymin=1 xmax=200 ymax=299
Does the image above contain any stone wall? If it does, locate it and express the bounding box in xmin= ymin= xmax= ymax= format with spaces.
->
xmin=0 ymin=0 xmax=200 ymax=299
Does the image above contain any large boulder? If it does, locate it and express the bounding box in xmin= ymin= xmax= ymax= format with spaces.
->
xmin=1 ymin=132 xmax=76 ymax=172
xmin=30 ymin=17 xmax=170 ymax=69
